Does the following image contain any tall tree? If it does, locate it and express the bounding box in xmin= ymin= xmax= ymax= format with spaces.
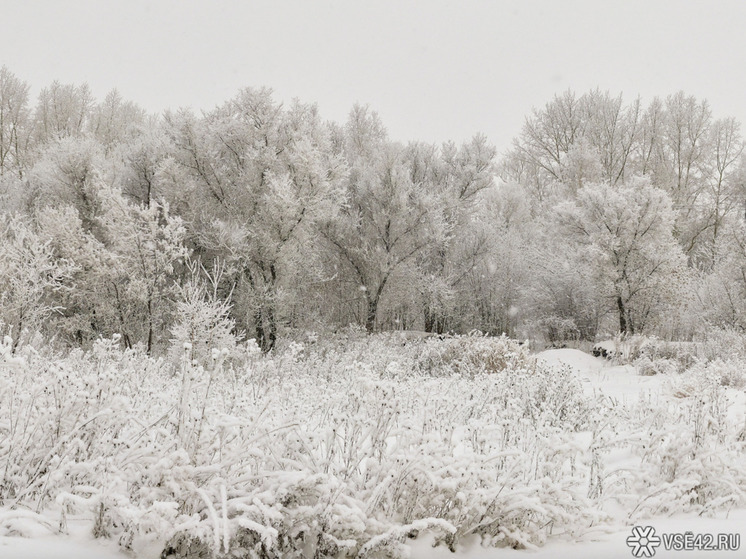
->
xmin=556 ymin=179 xmax=687 ymax=334
xmin=163 ymin=89 xmax=346 ymax=350
xmin=0 ymin=66 xmax=31 ymax=178
xmin=112 ymin=121 xmax=169 ymax=208
xmin=88 ymin=89 xmax=146 ymax=153
xmin=98 ymin=189 xmax=187 ymax=354
xmin=416 ymin=135 xmax=496 ymax=333
xmin=319 ymin=106 xmax=447 ymax=332
xmin=28 ymin=136 xmax=106 ymax=235
xmin=33 ymin=81 xmax=93 ymax=144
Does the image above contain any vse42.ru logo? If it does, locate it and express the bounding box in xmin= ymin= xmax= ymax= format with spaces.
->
xmin=627 ymin=526 xmax=740 ymax=557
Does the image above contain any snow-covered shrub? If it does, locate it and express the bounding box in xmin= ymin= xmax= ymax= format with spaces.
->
xmin=3 ymin=330 xmax=745 ymax=556
xmin=712 ymin=360 xmax=746 ymax=388
xmin=696 ymin=327 xmax=746 ymax=362
xmin=634 ymin=355 xmax=679 ymax=376
xmin=417 ymin=333 xmax=531 ymax=377
xmin=169 ymin=260 xmax=241 ymax=369
xmin=624 ymin=368 xmax=746 ymax=520
xmin=536 ymin=315 xmax=580 ymax=344
xmin=679 ymin=358 xmax=746 ymax=389
xmin=0 ymin=331 xmax=601 ymax=555
xmin=638 ymin=339 xmax=698 ymax=372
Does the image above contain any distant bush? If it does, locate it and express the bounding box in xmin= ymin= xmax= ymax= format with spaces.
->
xmin=682 ymin=358 xmax=746 ymax=390
xmin=634 ymin=355 xmax=679 ymax=376
xmin=417 ymin=332 xmax=531 ymax=377
xmin=639 ymin=340 xmax=698 ymax=371
xmin=695 ymin=327 xmax=746 ymax=362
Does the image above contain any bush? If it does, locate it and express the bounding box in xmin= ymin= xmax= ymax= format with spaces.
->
xmin=696 ymin=327 xmax=746 ymax=362
xmin=639 ymin=339 xmax=698 ymax=372
xmin=634 ymin=355 xmax=679 ymax=376
xmin=417 ymin=333 xmax=531 ymax=377
xmin=681 ymin=358 xmax=746 ymax=390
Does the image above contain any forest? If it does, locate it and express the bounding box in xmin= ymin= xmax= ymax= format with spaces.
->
xmin=1 ymin=65 xmax=745 ymax=356
xmin=2 ymin=66 xmax=746 ymax=557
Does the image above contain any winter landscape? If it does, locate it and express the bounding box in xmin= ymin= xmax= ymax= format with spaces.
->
xmin=3 ymin=2 xmax=746 ymax=558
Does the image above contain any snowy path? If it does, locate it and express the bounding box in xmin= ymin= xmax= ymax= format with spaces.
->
xmin=537 ymin=348 xmax=665 ymax=399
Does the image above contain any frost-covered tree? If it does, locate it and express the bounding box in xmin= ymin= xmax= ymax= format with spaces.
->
xmin=98 ymin=187 xmax=188 ymax=353
xmin=0 ymin=215 xmax=71 ymax=348
xmin=33 ymin=171 xmax=187 ymax=351
xmin=694 ymin=219 xmax=746 ymax=331
xmin=319 ymin=106 xmax=447 ymax=332
xmin=504 ymin=89 xmax=746 ymax=268
xmin=417 ymin=135 xmax=497 ymax=333
xmin=32 ymin=80 xmax=93 ymax=144
xmin=0 ymin=66 xmax=31 ymax=178
xmin=28 ymin=136 xmax=106 ymax=234
xmin=162 ymin=89 xmax=346 ymax=350
xmin=88 ymin=89 xmax=146 ymax=153
xmin=556 ymin=179 xmax=687 ymax=334
xmin=111 ymin=122 xmax=169 ymax=208
xmin=698 ymin=118 xmax=744 ymax=268
xmin=35 ymin=204 xmax=114 ymax=346
xmin=524 ymin=236 xmax=603 ymax=342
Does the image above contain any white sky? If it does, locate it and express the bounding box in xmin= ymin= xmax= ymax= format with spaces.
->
xmin=3 ymin=0 xmax=746 ymax=154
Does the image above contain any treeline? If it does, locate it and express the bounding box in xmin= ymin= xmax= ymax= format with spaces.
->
xmin=1 ymin=66 xmax=745 ymax=353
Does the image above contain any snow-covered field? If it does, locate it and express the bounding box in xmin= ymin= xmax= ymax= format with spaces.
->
xmin=1 ymin=333 xmax=745 ymax=558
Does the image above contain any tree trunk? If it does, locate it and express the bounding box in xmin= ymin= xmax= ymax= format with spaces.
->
xmin=254 ymin=306 xmax=277 ymax=353
xmin=364 ymin=278 xmax=390 ymax=333
xmin=265 ymin=305 xmax=277 ymax=352
xmin=112 ymin=283 xmax=132 ymax=349
xmin=424 ymin=306 xmax=447 ymax=335
xmin=365 ymin=297 xmax=377 ymax=333
xmin=254 ymin=308 xmax=266 ymax=352
xmin=424 ymin=307 xmax=436 ymax=334
xmin=147 ymin=297 xmax=153 ymax=355
xmin=617 ymin=295 xmax=628 ymax=334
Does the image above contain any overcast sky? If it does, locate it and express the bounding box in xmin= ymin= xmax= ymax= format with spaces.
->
xmin=3 ymin=0 xmax=746 ymax=153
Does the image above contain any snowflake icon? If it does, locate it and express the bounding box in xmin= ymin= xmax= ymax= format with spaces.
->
xmin=626 ymin=526 xmax=662 ymax=557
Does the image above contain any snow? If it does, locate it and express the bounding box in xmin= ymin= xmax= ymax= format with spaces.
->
xmin=3 ymin=512 xmax=744 ymax=559
xmin=537 ymin=347 xmax=667 ymax=399
xmin=0 ymin=517 xmax=130 ymax=559
xmin=0 ymin=536 xmax=129 ymax=559
xmin=411 ymin=509 xmax=746 ymax=558
xmin=2 ymin=341 xmax=745 ymax=558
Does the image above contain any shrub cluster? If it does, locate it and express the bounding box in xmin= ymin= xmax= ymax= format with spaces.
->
xmin=416 ymin=333 xmax=532 ymax=377
xmin=1 ymin=332 xmax=745 ymax=558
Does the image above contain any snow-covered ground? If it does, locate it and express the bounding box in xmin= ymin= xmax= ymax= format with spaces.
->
xmin=539 ymin=347 xmax=666 ymax=399
xmin=5 ymin=515 xmax=742 ymax=559
xmin=0 ymin=534 xmax=129 ymax=559
xmin=410 ymin=510 xmax=746 ymax=558
xmin=0 ymin=515 xmax=131 ymax=559
xmin=1 ymin=341 xmax=744 ymax=558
